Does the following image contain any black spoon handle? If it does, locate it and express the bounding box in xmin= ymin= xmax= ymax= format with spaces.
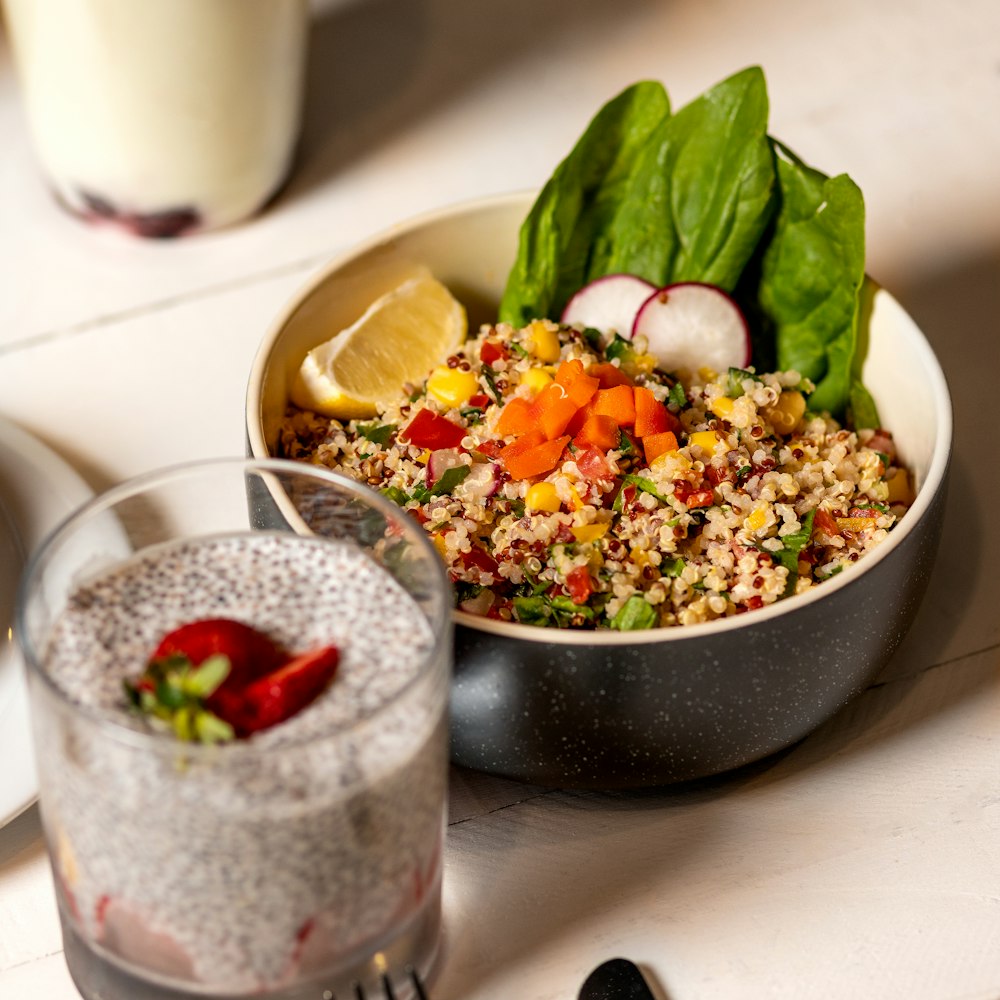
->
xmin=578 ymin=958 xmax=656 ymax=1000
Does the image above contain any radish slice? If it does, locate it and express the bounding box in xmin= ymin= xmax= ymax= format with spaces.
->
xmin=426 ymin=448 xmax=465 ymax=485
xmin=561 ymin=274 xmax=656 ymax=336
xmin=632 ymin=282 xmax=750 ymax=374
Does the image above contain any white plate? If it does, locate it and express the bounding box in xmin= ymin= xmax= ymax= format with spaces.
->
xmin=0 ymin=415 xmax=94 ymax=827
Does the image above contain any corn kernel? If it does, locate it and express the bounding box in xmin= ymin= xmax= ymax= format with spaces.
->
xmin=416 ymin=449 xmax=431 ymax=465
xmin=572 ymin=523 xmax=609 ymax=543
xmin=764 ymin=390 xmax=806 ymax=434
xmin=689 ymin=430 xmax=720 ymax=453
xmin=698 ymin=366 xmax=718 ymax=383
xmin=526 ymin=481 xmax=561 ymax=512
xmin=431 ymin=533 xmax=449 ymax=558
xmin=520 ymin=367 xmax=554 ymax=394
xmin=745 ymin=507 xmax=769 ymax=533
xmin=651 ymin=450 xmax=689 ymax=472
xmin=527 ymin=320 xmax=561 ymax=363
xmin=427 ymin=365 xmax=479 ymax=408
xmin=885 ymin=467 xmax=914 ymax=504
xmin=567 ymin=483 xmax=586 ymax=510
xmin=709 ymin=395 xmax=735 ymax=419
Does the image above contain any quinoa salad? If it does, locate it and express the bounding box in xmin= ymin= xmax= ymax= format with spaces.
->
xmin=279 ymin=319 xmax=914 ymax=630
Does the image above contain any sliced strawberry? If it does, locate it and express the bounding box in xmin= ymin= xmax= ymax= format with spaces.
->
xmin=152 ymin=618 xmax=283 ymax=712
xmin=235 ymin=645 xmax=340 ymax=734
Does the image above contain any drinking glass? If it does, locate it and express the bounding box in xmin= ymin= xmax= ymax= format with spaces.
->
xmin=3 ymin=0 xmax=308 ymax=237
xmin=17 ymin=458 xmax=452 ymax=1000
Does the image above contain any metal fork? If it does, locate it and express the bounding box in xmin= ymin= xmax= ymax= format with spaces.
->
xmin=327 ymin=966 xmax=429 ymax=1000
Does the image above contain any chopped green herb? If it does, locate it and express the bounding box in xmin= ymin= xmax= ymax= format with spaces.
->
xmin=481 ymin=366 xmax=502 ymax=403
xmin=667 ymin=382 xmax=687 ymax=408
xmin=622 ymin=474 xmax=671 ymax=504
xmin=727 ymin=367 xmax=756 ymax=397
xmin=582 ymin=327 xmax=605 ymax=351
xmin=430 ymin=465 xmax=471 ymax=496
xmin=357 ymin=422 xmax=396 ymax=445
xmin=610 ymin=595 xmax=658 ymax=631
xmin=380 ymin=485 xmax=410 ymax=506
xmin=605 ymin=334 xmax=633 ymax=362
xmin=661 ymin=557 xmax=685 ymax=577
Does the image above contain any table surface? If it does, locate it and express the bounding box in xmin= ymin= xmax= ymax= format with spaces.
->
xmin=2 ymin=2 xmax=999 ymax=998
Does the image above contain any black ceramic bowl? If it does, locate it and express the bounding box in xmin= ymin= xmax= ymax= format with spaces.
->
xmin=246 ymin=193 xmax=951 ymax=788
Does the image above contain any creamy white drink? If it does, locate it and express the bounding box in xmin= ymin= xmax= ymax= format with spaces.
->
xmin=3 ymin=0 xmax=307 ymax=236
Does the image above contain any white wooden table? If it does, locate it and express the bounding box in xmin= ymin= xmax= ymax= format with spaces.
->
xmin=2 ymin=1 xmax=999 ymax=998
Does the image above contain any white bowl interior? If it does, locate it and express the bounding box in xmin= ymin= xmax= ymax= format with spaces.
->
xmin=247 ymin=192 xmax=952 ymax=643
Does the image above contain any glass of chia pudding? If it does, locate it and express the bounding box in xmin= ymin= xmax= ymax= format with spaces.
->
xmin=16 ymin=458 xmax=452 ymax=1000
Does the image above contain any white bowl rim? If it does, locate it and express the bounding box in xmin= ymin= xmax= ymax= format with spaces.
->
xmin=247 ymin=190 xmax=954 ymax=648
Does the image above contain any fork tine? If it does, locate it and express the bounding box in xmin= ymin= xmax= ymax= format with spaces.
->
xmin=408 ymin=967 xmax=429 ymax=1000
xmin=381 ymin=973 xmax=398 ymax=1000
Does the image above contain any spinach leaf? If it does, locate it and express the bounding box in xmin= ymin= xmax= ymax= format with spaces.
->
xmin=597 ymin=66 xmax=777 ymax=292
xmin=498 ymin=81 xmax=670 ymax=326
xmin=753 ymin=142 xmax=866 ymax=416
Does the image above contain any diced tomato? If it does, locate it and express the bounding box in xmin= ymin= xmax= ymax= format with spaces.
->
xmin=673 ymin=481 xmax=714 ymax=507
xmin=575 ymin=445 xmax=615 ymax=481
xmin=460 ymin=545 xmax=500 ymax=577
xmin=473 ymin=439 xmax=503 ymax=459
xmin=704 ymin=463 xmax=733 ymax=487
xmin=479 ymin=341 xmax=508 ymax=365
xmin=468 ymin=393 xmax=491 ymax=410
xmin=564 ymin=565 xmax=594 ymax=605
xmin=400 ymin=408 xmax=466 ymax=450
xmin=813 ymin=508 xmax=841 ymax=537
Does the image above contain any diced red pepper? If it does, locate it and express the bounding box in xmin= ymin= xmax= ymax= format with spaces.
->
xmin=479 ymin=340 xmax=508 ymax=365
xmin=400 ymin=408 xmax=466 ymax=450
xmin=496 ymin=396 xmax=535 ymax=437
xmin=642 ymin=430 xmax=679 ymax=465
xmin=500 ymin=434 xmax=570 ymax=480
xmin=593 ymin=385 xmax=636 ymax=427
xmin=533 ymin=382 xmax=580 ymax=440
xmin=574 ymin=414 xmax=620 ymax=452
xmin=468 ymin=393 xmax=491 ymax=410
xmin=633 ymin=386 xmax=670 ymax=437
xmin=555 ymin=358 xmax=600 ymax=407
xmin=588 ymin=362 xmax=635 ymax=389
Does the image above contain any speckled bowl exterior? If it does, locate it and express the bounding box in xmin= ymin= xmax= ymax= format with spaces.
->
xmin=246 ymin=192 xmax=952 ymax=788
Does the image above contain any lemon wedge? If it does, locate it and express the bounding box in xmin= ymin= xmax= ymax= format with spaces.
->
xmin=290 ymin=270 xmax=467 ymax=419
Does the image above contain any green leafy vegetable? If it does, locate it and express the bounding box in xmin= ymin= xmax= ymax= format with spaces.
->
xmin=753 ymin=143 xmax=867 ymax=416
xmin=610 ymin=595 xmax=658 ymax=630
xmin=499 ymin=67 xmax=873 ymax=422
xmin=598 ymin=66 xmax=776 ymax=291
xmin=357 ymin=422 xmax=395 ymax=445
xmin=770 ymin=509 xmax=816 ymax=596
xmin=499 ymin=81 xmax=670 ymax=326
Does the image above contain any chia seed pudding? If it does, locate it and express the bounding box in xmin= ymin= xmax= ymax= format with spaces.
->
xmin=31 ymin=531 xmax=448 ymax=996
